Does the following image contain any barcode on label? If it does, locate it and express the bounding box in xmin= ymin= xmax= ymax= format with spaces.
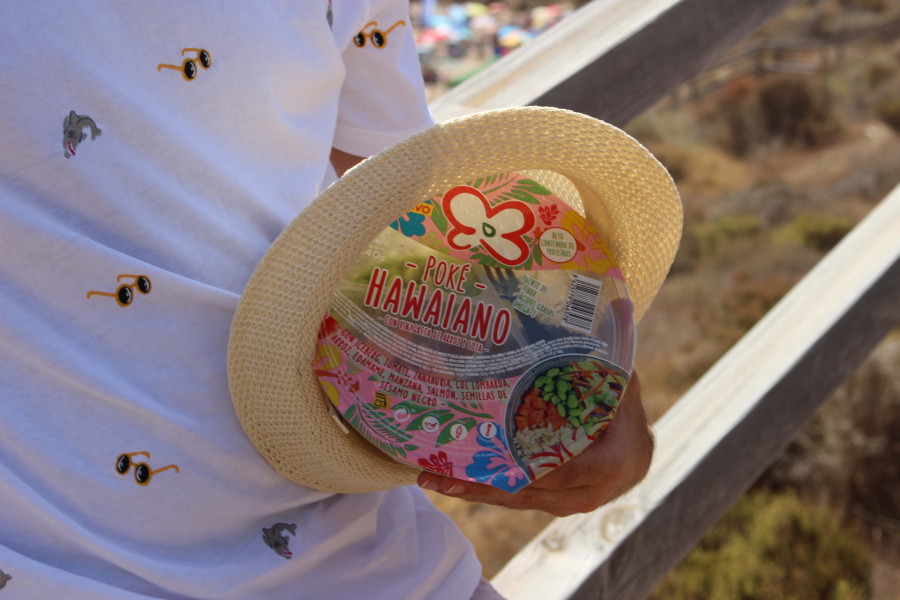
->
xmin=562 ymin=274 xmax=602 ymax=333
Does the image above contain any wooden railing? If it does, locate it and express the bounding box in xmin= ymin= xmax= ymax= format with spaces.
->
xmin=431 ymin=0 xmax=799 ymax=126
xmin=676 ymin=16 xmax=900 ymax=100
xmin=428 ymin=0 xmax=900 ymax=598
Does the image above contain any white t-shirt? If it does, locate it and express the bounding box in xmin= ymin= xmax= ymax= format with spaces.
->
xmin=0 ymin=2 xmax=482 ymax=598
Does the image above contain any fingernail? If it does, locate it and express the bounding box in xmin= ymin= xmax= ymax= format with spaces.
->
xmin=441 ymin=480 xmax=464 ymax=495
xmin=418 ymin=477 xmax=440 ymax=492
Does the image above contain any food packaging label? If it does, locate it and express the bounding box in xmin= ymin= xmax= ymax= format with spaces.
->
xmin=315 ymin=172 xmax=635 ymax=491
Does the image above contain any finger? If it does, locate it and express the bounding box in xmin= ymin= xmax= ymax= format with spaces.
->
xmin=417 ymin=471 xmax=608 ymax=517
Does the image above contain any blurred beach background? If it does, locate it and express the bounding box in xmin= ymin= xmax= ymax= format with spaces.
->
xmin=409 ymin=1 xmax=900 ymax=597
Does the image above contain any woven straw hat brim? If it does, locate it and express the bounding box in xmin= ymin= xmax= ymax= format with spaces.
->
xmin=227 ymin=106 xmax=682 ymax=493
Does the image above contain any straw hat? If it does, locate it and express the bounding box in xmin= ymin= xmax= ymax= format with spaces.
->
xmin=227 ymin=106 xmax=682 ymax=493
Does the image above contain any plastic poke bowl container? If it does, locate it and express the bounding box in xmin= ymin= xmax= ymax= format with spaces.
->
xmin=314 ymin=171 xmax=635 ymax=492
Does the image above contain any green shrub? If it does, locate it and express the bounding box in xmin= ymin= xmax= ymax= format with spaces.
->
xmin=708 ymin=76 xmax=763 ymax=157
xmin=774 ymin=213 xmax=856 ymax=252
xmin=722 ymin=271 xmax=796 ymax=331
xmin=866 ymin=60 xmax=896 ymax=90
xmin=692 ymin=214 xmax=763 ymax=257
xmin=757 ymin=76 xmax=844 ymax=148
xmin=649 ymin=491 xmax=872 ymax=600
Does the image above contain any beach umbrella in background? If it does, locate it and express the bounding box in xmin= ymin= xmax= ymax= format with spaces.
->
xmin=470 ymin=14 xmax=498 ymax=35
xmin=497 ymin=24 xmax=532 ymax=48
xmin=488 ymin=1 xmax=509 ymax=15
xmin=447 ymin=3 xmax=469 ymax=25
xmin=530 ymin=4 xmax=568 ymax=31
xmin=466 ymin=2 xmax=490 ymax=17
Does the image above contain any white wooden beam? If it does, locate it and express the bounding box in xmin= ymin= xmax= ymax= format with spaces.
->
xmin=491 ymin=185 xmax=900 ymax=599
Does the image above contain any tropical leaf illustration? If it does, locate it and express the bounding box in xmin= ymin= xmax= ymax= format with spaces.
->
xmin=496 ymin=179 xmax=553 ymax=205
xmin=471 ymin=172 xmax=514 ymax=195
xmin=515 ymin=179 xmax=553 ymax=196
xmin=469 ymin=250 xmax=502 ymax=269
xmin=366 ymin=435 xmax=417 ymax=460
xmin=392 ymin=400 xmax=433 ymax=415
xmin=531 ymin=243 xmax=544 ymax=267
xmin=348 ymin=401 xmax=413 ymax=444
xmin=406 ymin=408 xmax=456 ymax=431
xmin=429 ymin=201 xmax=448 ymax=235
xmin=444 ymin=400 xmax=492 ymax=419
xmin=498 ymin=189 xmax=539 ymax=205
xmin=343 ymin=403 xmax=417 ymax=460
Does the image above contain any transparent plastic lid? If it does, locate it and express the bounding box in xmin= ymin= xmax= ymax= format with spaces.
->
xmin=315 ymin=172 xmax=635 ymax=491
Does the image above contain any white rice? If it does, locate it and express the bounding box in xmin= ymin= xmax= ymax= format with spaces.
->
xmin=515 ymin=423 xmax=576 ymax=457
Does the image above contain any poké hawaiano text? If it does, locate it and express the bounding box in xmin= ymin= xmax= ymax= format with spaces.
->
xmin=364 ymin=255 xmax=512 ymax=346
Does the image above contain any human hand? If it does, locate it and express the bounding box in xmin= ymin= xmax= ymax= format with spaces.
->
xmin=417 ymin=372 xmax=653 ymax=517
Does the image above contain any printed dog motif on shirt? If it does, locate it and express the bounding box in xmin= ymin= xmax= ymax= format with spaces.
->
xmin=262 ymin=522 xmax=297 ymax=559
xmin=353 ymin=20 xmax=406 ymax=48
xmin=87 ymin=274 xmax=151 ymax=307
xmin=63 ymin=111 xmax=101 ymax=158
xmin=158 ymin=48 xmax=212 ymax=81
xmin=115 ymin=451 xmax=179 ymax=486
xmin=0 ymin=569 xmax=10 ymax=590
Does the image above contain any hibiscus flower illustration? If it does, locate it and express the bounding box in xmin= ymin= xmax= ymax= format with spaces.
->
xmin=390 ymin=211 xmax=427 ymax=237
xmin=418 ymin=451 xmax=454 ymax=476
xmin=442 ymin=185 xmax=535 ymax=267
xmin=538 ymin=204 xmax=559 ymax=226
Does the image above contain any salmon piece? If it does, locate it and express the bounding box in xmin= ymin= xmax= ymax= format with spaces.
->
xmin=546 ymin=411 xmax=567 ymax=430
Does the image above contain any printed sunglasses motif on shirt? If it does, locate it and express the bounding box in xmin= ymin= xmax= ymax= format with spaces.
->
xmin=158 ymin=48 xmax=212 ymax=81
xmin=87 ymin=274 xmax=151 ymax=307
xmin=353 ymin=20 xmax=406 ymax=48
xmin=326 ymin=0 xmax=333 ymax=28
xmin=262 ymin=522 xmax=297 ymax=559
xmin=115 ymin=451 xmax=179 ymax=486
xmin=63 ymin=111 xmax=102 ymax=158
